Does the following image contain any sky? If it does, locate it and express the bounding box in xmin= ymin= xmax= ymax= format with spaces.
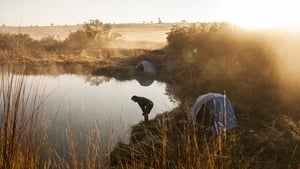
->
xmin=1 ymin=0 xmax=300 ymax=29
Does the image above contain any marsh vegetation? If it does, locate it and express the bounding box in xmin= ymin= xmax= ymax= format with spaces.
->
xmin=1 ymin=21 xmax=300 ymax=168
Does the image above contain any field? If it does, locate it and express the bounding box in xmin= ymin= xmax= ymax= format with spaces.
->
xmin=1 ymin=22 xmax=300 ymax=168
xmin=0 ymin=23 xmax=173 ymax=42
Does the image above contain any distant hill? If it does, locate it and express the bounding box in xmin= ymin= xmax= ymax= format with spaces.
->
xmin=0 ymin=25 xmax=80 ymax=40
xmin=0 ymin=23 xmax=177 ymax=43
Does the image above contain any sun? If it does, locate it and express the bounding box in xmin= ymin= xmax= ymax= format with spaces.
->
xmin=219 ymin=0 xmax=300 ymax=30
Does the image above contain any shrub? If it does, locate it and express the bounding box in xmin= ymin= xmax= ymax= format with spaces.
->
xmin=0 ymin=33 xmax=34 ymax=59
xmin=64 ymin=19 xmax=122 ymax=53
xmin=164 ymin=23 xmax=292 ymax=148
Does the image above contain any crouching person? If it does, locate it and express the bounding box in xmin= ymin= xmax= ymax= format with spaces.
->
xmin=131 ymin=95 xmax=153 ymax=122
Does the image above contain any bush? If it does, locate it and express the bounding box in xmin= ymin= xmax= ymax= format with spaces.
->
xmin=38 ymin=36 xmax=63 ymax=52
xmin=164 ymin=22 xmax=285 ymax=133
xmin=0 ymin=33 xmax=34 ymax=59
xmin=0 ymin=19 xmax=123 ymax=60
xmin=64 ymin=30 xmax=88 ymax=52
xmin=64 ymin=19 xmax=122 ymax=52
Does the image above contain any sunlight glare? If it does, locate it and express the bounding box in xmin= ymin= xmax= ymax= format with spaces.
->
xmin=219 ymin=0 xmax=300 ymax=29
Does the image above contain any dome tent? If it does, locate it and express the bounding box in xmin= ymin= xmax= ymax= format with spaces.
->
xmin=134 ymin=60 xmax=157 ymax=74
xmin=189 ymin=93 xmax=237 ymax=135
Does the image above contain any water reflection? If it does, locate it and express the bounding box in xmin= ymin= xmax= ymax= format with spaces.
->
xmin=1 ymin=73 xmax=179 ymax=164
xmin=84 ymin=75 xmax=111 ymax=86
xmin=39 ymin=74 xmax=178 ymax=141
xmin=134 ymin=75 xmax=155 ymax=86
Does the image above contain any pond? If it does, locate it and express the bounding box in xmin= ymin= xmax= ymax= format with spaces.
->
xmin=2 ymin=73 xmax=179 ymax=162
xmin=41 ymin=74 xmax=178 ymax=136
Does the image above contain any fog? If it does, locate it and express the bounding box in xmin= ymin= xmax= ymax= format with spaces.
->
xmin=273 ymin=33 xmax=300 ymax=82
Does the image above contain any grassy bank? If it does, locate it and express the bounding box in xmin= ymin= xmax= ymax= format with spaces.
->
xmin=110 ymin=108 xmax=246 ymax=169
xmin=109 ymin=23 xmax=300 ymax=168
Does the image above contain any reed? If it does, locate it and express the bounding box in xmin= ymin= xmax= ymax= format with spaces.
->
xmin=0 ymin=65 xmax=124 ymax=168
xmin=110 ymin=108 xmax=249 ymax=169
xmin=0 ymin=64 xmax=49 ymax=168
xmin=1 ymin=23 xmax=300 ymax=168
xmin=0 ymin=66 xmax=299 ymax=169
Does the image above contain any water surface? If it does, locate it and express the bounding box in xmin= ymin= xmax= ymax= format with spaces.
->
xmin=23 ymin=74 xmax=179 ymax=143
xmin=1 ymin=73 xmax=179 ymax=163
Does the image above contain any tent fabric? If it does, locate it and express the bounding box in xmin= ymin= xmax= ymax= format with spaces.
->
xmin=189 ymin=93 xmax=237 ymax=135
xmin=135 ymin=60 xmax=157 ymax=74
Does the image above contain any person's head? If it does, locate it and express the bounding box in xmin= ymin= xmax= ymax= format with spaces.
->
xmin=131 ymin=95 xmax=138 ymax=102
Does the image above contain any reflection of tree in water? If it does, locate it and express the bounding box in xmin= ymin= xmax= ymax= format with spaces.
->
xmin=84 ymin=75 xmax=111 ymax=86
xmin=164 ymin=82 xmax=179 ymax=104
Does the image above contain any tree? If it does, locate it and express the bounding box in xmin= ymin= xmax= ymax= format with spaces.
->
xmin=64 ymin=19 xmax=122 ymax=51
xmin=158 ymin=17 xmax=162 ymax=24
xmin=82 ymin=19 xmax=112 ymax=41
xmin=64 ymin=30 xmax=88 ymax=50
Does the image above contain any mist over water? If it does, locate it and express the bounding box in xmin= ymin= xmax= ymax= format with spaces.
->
xmin=19 ymin=74 xmax=178 ymax=140
xmin=0 ymin=73 xmax=179 ymax=163
xmin=41 ymin=74 xmax=178 ymax=122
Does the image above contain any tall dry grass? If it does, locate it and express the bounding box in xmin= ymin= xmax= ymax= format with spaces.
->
xmin=1 ymin=22 xmax=300 ymax=168
xmin=0 ymin=64 xmax=50 ymax=168
xmin=49 ymin=118 xmax=118 ymax=169
xmin=0 ymin=67 xmax=295 ymax=168
xmin=0 ymin=65 xmax=121 ymax=169
xmin=110 ymin=108 xmax=250 ymax=169
xmin=0 ymin=31 xmax=120 ymax=168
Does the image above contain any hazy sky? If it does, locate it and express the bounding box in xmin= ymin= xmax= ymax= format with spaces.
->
xmin=1 ymin=0 xmax=299 ymax=29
